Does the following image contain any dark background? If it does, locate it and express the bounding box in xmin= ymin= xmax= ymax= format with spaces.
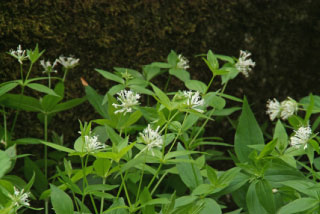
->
xmin=1 ymin=0 xmax=320 ymax=145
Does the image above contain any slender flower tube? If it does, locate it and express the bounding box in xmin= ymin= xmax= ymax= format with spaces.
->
xmin=84 ymin=135 xmax=105 ymax=153
xmin=56 ymin=56 xmax=79 ymax=69
xmin=235 ymin=50 xmax=255 ymax=77
xmin=8 ymin=45 xmax=28 ymax=64
xmin=182 ymin=90 xmax=205 ymax=113
xmin=112 ymin=90 xmax=140 ymax=115
xmin=290 ymin=125 xmax=312 ymax=149
xmin=139 ymin=124 xmax=163 ymax=156
xmin=40 ymin=59 xmax=58 ymax=74
xmin=266 ymin=98 xmax=281 ymax=121
xmin=177 ymin=54 xmax=190 ymax=70
xmin=280 ymin=97 xmax=298 ymax=120
xmin=9 ymin=187 xmax=30 ymax=208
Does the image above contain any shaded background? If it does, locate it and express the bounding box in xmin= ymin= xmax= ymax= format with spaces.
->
xmin=1 ymin=0 xmax=320 ymax=146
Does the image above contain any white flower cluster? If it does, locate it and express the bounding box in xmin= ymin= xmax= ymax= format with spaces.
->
xmin=182 ymin=90 xmax=205 ymax=113
xmin=112 ymin=90 xmax=140 ymax=115
xmin=177 ymin=54 xmax=190 ymax=70
xmin=139 ymin=124 xmax=163 ymax=156
xmin=235 ymin=50 xmax=255 ymax=78
xmin=290 ymin=125 xmax=312 ymax=149
xmin=9 ymin=45 xmax=28 ymax=64
xmin=56 ymin=56 xmax=79 ymax=69
xmin=84 ymin=135 xmax=105 ymax=153
xmin=266 ymin=97 xmax=298 ymax=121
xmin=9 ymin=187 xmax=30 ymax=208
xmin=40 ymin=59 xmax=58 ymax=74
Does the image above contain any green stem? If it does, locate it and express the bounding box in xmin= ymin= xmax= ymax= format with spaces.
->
xmin=25 ymin=63 xmax=34 ymax=81
xmin=119 ymin=165 xmax=132 ymax=207
xmin=100 ymin=177 xmax=107 ymax=213
xmin=204 ymin=75 xmax=215 ymax=94
xmin=150 ymin=171 xmax=168 ymax=196
xmin=10 ymin=86 xmax=25 ymax=135
xmin=2 ymin=106 xmax=7 ymax=145
xmin=44 ymin=114 xmax=49 ymax=214
xmin=20 ymin=63 xmax=23 ymax=82
xmin=62 ymin=68 xmax=69 ymax=82
xmin=135 ymin=152 xmax=147 ymax=203
xmin=164 ymin=75 xmax=171 ymax=92
xmin=48 ymin=72 xmax=51 ymax=89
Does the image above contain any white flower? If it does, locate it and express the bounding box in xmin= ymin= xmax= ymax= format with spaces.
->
xmin=139 ymin=124 xmax=163 ymax=155
xmin=266 ymin=98 xmax=281 ymax=121
xmin=280 ymin=97 xmax=298 ymax=120
xmin=182 ymin=90 xmax=205 ymax=113
xmin=56 ymin=56 xmax=79 ymax=69
xmin=177 ymin=54 xmax=190 ymax=70
xmin=112 ymin=90 xmax=140 ymax=115
xmin=9 ymin=187 xmax=30 ymax=207
xmin=9 ymin=45 xmax=28 ymax=64
xmin=40 ymin=59 xmax=58 ymax=74
xmin=84 ymin=135 xmax=105 ymax=153
xmin=290 ymin=125 xmax=312 ymax=149
xmin=235 ymin=50 xmax=255 ymax=77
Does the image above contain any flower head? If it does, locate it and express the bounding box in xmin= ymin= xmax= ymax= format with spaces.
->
xmin=290 ymin=125 xmax=312 ymax=149
xmin=266 ymin=98 xmax=281 ymax=121
xmin=8 ymin=45 xmax=28 ymax=64
xmin=84 ymin=135 xmax=105 ymax=153
xmin=177 ymin=54 xmax=190 ymax=70
xmin=56 ymin=56 xmax=79 ymax=69
xmin=139 ymin=124 xmax=163 ymax=155
xmin=235 ymin=50 xmax=255 ymax=78
xmin=280 ymin=97 xmax=298 ymax=120
xmin=9 ymin=187 xmax=30 ymax=208
xmin=112 ymin=90 xmax=140 ymax=115
xmin=182 ymin=90 xmax=205 ymax=113
xmin=40 ymin=59 xmax=58 ymax=74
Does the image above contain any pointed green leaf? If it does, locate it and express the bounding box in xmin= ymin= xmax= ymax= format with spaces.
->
xmin=50 ymin=184 xmax=74 ymax=214
xmin=95 ymin=69 xmax=124 ymax=84
xmin=27 ymin=83 xmax=59 ymax=96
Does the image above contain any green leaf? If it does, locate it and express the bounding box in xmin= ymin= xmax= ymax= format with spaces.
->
xmin=207 ymin=50 xmax=219 ymax=71
xmin=151 ymin=83 xmax=172 ymax=110
xmin=143 ymin=65 xmax=162 ymax=81
xmin=164 ymin=150 xmax=199 ymax=160
xmin=26 ymin=83 xmax=59 ymax=96
xmin=300 ymin=95 xmax=320 ymax=113
xmin=246 ymin=182 xmax=267 ymax=214
xmin=255 ymin=180 xmax=276 ymax=213
xmin=50 ymin=184 xmax=74 ymax=214
xmin=41 ymin=141 xmax=75 ymax=153
xmin=1 ymin=94 xmax=42 ymax=112
xmin=106 ymin=197 xmax=129 ymax=214
xmin=150 ymin=62 xmax=173 ymax=69
xmin=120 ymin=110 xmax=142 ymax=129
xmin=277 ymin=197 xmax=318 ymax=214
xmin=257 ymin=139 xmax=277 ymax=159
xmin=199 ymin=198 xmax=221 ymax=214
xmin=95 ymin=69 xmax=125 ymax=84
xmin=273 ymin=120 xmax=288 ymax=151
xmin=0 ymin=82 xmax=19 ymax=97
xmin=85 ymin=85 xmax=108 ymax=118
xmin=204 ymin=92 xmax=226 ymax=110
xmin=176 ymin=143 xmax=203 ymax=190
xmin=24 ymin=157 xmax=48 ymax=194
xmin=49 ymin=98 xmax=86 ymax=114
xmin=167 ymin=50 xmax=178 ymax=66
xmin=108 ymin=84 xmax=126 ymax=96
xmin=140 ymin=187 xmax=155 ymax=214
xmin=185 ymin=80 xmax=207 ymax=94
xmin=40 ymin=82 xmax=64 ymax=111
xmin=169 ymin=68 xmax=190 ymax=82
xmin=0 ymin=151 xmax=11 ymax=179
xmin=93 ymin=158 xmax=111 ymax=178
xmin=129 ymin=85 xmax=154 ymax=96
xmin=206 ymin=165 xmax=218 ymax=185
xmin=235 ymin=97 xmax=264 ymax=162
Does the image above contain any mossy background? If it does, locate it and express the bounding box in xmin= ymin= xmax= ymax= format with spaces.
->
xmin=1 ymin=0 xmax=320 ymax=146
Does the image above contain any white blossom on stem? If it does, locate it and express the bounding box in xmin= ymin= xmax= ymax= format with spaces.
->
xmin=9 ymin=45 xmax=28 ymax=64
xmin=266 ymin=98 xmax=281 ymax=121
xmin=9 ymin=187 xmax=30 ymax=208
xmin=235 ymin=50 xmax=255 ymax=77
xmin=84 ymin=135 xmax=105 ymax=153
xmin=290 ymin=125 xmax=312 ymax=149
xmin=112 ymin=89 xmax=140 ymax=115
xmin=40 ymin=59 xmax=58 ymax=74
xmin=182 ymin=90 xmax=205 ymax=113
xmin=139 ymin=124 xmax=163 ymax=155
xmin=280 ymin=97 xmax=298 ymax=120
xmin=177 ymin=54 xmax=190 ymax=70
xmin=56 ymin=56 xmax=79 ymax=69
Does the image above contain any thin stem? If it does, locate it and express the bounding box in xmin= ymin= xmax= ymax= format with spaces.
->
xmin=43 ymin=114 xmax=49 ymax=214
xmin=119 ymin=165 xmax=132 ymax=207
xmin=205 ymin=75 xmax=215 ymax=94
xmin=62 ymin=68 xmax=69 ymax=82
xmin=150 ymin=171 xmax=168 ymax=196
xmin=100 ymin=177 xmax=107 ymax=213
xmin=135 ymin=152 xmax=147 ymax=203
xmin=48 ymin=72 xmax=51 ymax=89
xmin=20 ymin=63 xmax=23 ymax=82
xmin=25 ymin=63 xmax=34 ymax=81
xmin=164 ymin=75 xmax=171 ymax=92
xmin=2 ymin=106 xmax=7 ymax=144
xmin=10 ymin=86 xmax=25 ymax=135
